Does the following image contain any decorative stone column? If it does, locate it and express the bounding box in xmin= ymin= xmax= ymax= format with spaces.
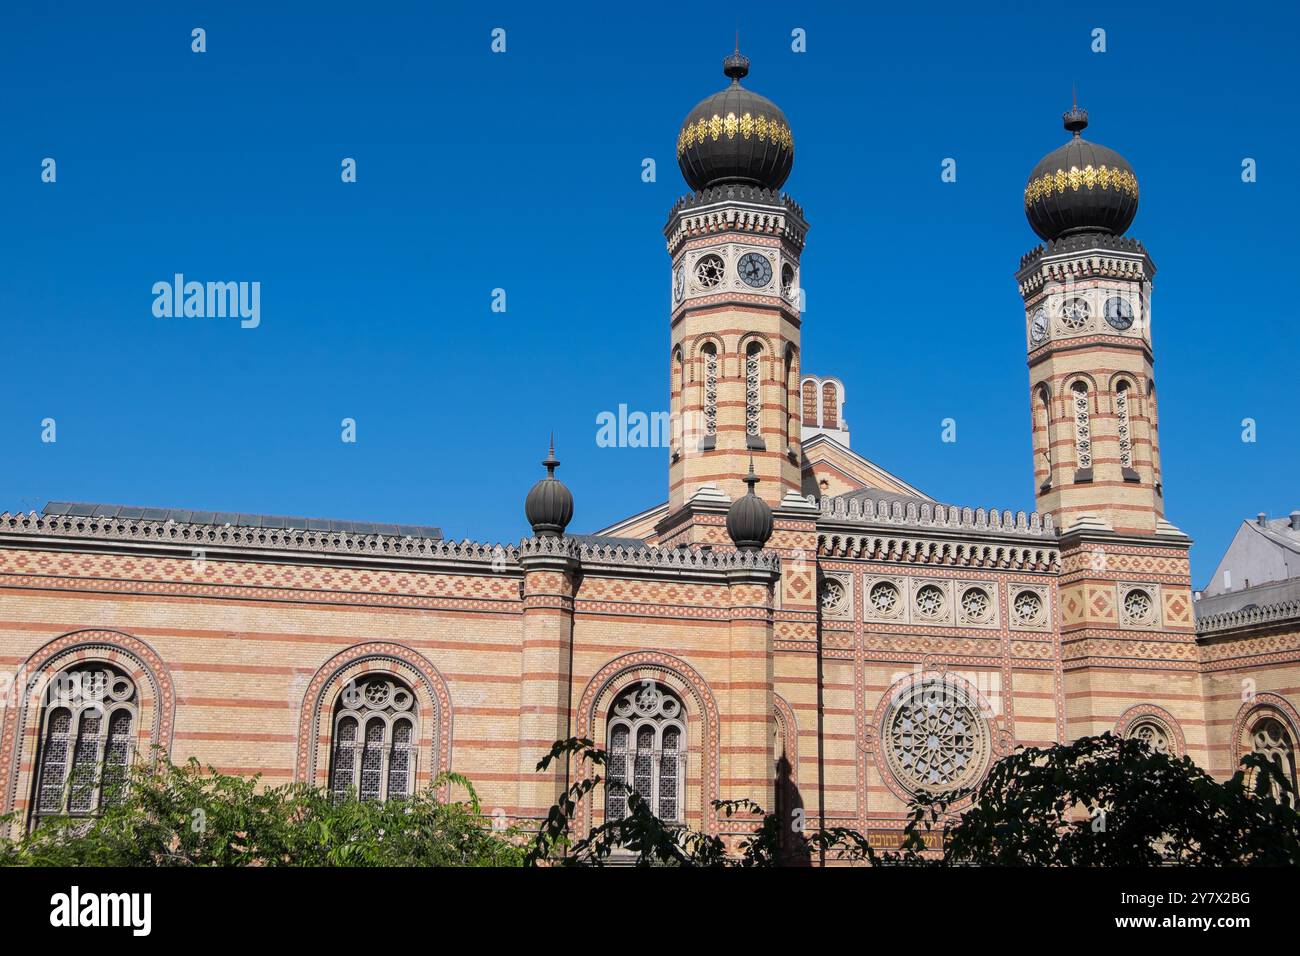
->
xmin=722 ymin=554 xmax=779 ymax=820
xmin=516 ymin=537 xmax=579 ymax=821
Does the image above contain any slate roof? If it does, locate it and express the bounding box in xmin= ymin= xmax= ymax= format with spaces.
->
xmin=41 ymin=501 xmax=442 ymax=540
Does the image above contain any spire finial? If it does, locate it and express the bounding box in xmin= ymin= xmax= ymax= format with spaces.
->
xmin=542 ymin=434 xmax=559 ymax=478
xmin=1063 ymin=87 xmax=1088 ymax=136
xmin=723 ymin=38 xmax=749 ymax=84
xmin=743 ymin=456 xmax=759 ymax=492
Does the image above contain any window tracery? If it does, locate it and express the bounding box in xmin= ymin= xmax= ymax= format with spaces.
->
xmin=34 ymin=664 xmax=138 ymax=819
xmin=329 ymin=676 xmax=417 ymax=802
xmin=605 ymin=683 xmax=685 ymax=823
xmin=884 ymin=678 xmax=989 ymax=793
xmin=1249 ymin=717 xmax=1297 ymax=807
xmin=1071 ymin=381 xmax=1092 ymax=470
xmin=701 ymin=344 xmax=718 ymax=443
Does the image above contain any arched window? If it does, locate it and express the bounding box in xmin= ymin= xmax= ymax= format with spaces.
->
xmin=700 ymin=343 xmax=718 ymax=450
xmin=33 ymin=664 xmax=138 ymax=819
xmin=671 ymin=347 xmax=684 ymax=458
xmin=329 ymin=675 xmax=418 ymax=802
xmin=1033 ymin=383 xmax=1052 ymax=489
xmin=1148 ymin=379 xmax=1162 ymax=492
xmin=1116 ymin=380 xmax=1138 ymax=480
xmin=801 ymin=379 xmax=817 ymax=426
xmin=1070 ymin=381 xmax=1092 ymax=477
xmin=1249 ymin=716 xmax=1297 ymax=807
xmin=605 ymin=683 xmax=686 ymax=823
xmin=783 ymin=348 xmax=795 ymax=450
xmin=1127 ymin=719 xmax=1171 ymax=755
xmin=822 ymin=382 xmax=839 ymax=429
xmin=744 ymin=341 xmax=764 ymax=450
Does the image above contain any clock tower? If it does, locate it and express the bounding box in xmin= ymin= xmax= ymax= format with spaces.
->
xmin=1016 ymin=104 xmax=1165 ymax=536
xmin=1016 ymin=104 xmax=1199 ymax=750
xmin=659 ymin=48 xmax=807 ymax=547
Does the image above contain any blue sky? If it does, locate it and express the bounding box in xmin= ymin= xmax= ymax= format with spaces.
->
xmin=1 ymin=1 xmax=1295 ymax=585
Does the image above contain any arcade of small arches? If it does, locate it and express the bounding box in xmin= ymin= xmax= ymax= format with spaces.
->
xmin=670 ymin=337 xmax=801 ymax=455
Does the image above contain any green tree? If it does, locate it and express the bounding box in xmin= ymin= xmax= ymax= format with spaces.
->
xmin=525 ymin=733 xmax=1300 ymax=867
xmin=0 ymin=751 xmax=523 ymax=867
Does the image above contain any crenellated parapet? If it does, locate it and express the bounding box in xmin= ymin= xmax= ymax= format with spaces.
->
xmin=0 ymin=510 xmax=513 ymax=567
xmin=1198 ymin=599 xmax=1300 ymax=637
xmin=664 ymin=186 xmax=808 ymax=257
xmin=1015 ymin=235 xmax=1154 ymax=298
xmin=818 ymin=495 xmax=1056 ymax=537
xmin=817 ymin=533 xmax=1059 ymax=572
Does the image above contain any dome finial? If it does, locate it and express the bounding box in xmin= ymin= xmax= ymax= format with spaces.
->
xmin=723 ymin=37 xmax=749 ymax=84
xmin=525 ymin=436 xmax=573 ymax=537
xmin=543 ymin=432 xmax=559 ymax=477
xmin=726 ymin=457 xmax=773 ymax=551
xmin=1063 ymin=86 xmax=1088 ymax=137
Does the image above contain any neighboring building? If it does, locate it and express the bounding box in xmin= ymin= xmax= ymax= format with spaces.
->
xmin=1195 ymin=512 xmax=1300 ymax=799
xmin=0 ymin=49 xmax=1294 ymax=851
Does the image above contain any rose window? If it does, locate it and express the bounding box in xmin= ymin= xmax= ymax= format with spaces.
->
xmin=1129 ymin=720 xmax=1170 ymax=755
xmin=1123 ymin=588 xmax=1154 ymax=625
xmin=960 ymin=587 xmax=991 ymax=622
xmin=1013 ymin=589 xmax=1043 ymax=624
xmin=694 ymin=254 xmax=725 ymax=289
xmin=819 ymin=578 xmax=847 ymax=614
xmin=869 ymin=581 xmax=900 ymax=615
xmin=1061 ymin=297 xmax=1089 ymax=330
xmin=914 ymin=584 xmax=945 ymax=619
xmin=884 ymin=679 xmax=989 ymax=793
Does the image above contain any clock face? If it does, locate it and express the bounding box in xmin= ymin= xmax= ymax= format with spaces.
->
xmin=1030 ymin=308 xmax=1049 ymax=343
xmin=737 ymin=252 xmax=773 ymax=288
xmin=673 ymin=266 xmax=684 ymax=302
xmin=781 ymin=262 xmax=795 ymax=296
xmin=1104 ymin=296 xmax=1134 ymax=330
xmin=1060 ymin=297 xmax=1090 ymax=331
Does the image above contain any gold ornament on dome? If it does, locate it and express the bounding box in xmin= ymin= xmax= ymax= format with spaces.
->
xmin=676 ymin=113 xmax=794 ymax=158
xmin=1023 ymin=164 xmax=1139 ymax=207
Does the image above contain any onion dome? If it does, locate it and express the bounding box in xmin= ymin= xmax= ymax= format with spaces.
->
xmin=1024 ymin=104 xmax=1139 ymax=242
xmin=677 ymin=46 xmax=794 ymax=192
xmin=524 ymin=438 xmax=573 ymax=537
xmin=726 ymin=460 xmax=774 ymax=552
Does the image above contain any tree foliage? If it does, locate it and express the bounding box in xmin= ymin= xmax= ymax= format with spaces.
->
xmin=936 ymin=732 xmax=1300 ymax=865
xmin=526 ymin=733 xmax=1300 ymax=867
xmin=5 ymin=732 xmax=1297 ymax=866
xmin=0 ymin=751 xmax=522 ymax=867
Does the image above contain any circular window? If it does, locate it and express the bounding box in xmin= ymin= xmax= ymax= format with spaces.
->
xmin=694 ymin=254 xmax=725 ymax=289
xmin=915 ymin=584 xmax=946 ymax=619
xmin=1013 ymin=589 xmax=1044 ymax=625
xmin=108 ymin=675 xmax=136 ymax=703
xmin=1123 ymin=588 xmax=1155 ymax=625
xmin=884 ymin=678 xmax=990 ymax=794
xmin=364 ymin=680 xmax=393 ymax=707
xmin=960 ymin=586 xmax=992 ymax=623
xmin=819 ymin=577 xmax=847 ymax=615
xmin=1060 ymin=297 xmax=1090 ymax=330
xmin=868 ymin=581 xmax=900 ymax=615
xmin=1129 ymin=720 xmax=1171 ymax=755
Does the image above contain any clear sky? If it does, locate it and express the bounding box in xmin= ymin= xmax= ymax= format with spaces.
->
xmin=2 ymin=1 xmax=1295 ymax=585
